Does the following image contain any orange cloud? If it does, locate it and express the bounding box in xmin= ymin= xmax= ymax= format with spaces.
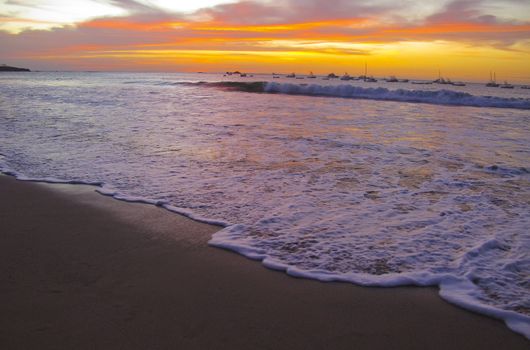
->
xmin=192 ymin=18 xmax=371 ymax=32
xmin=383 ymin=22 xmax=530 ymax=36
xmin=81 ymin=18 xmax=183 ymax=31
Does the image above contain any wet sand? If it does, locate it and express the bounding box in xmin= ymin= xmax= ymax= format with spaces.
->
xmin=0 ymin=174 xmax=527 ymax=349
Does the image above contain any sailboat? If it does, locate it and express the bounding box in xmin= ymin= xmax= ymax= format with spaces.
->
xmin=307 ymin=71 xmax=316 ymax=78
xmin=486 ymin=72 xmax=499 ymax=87
xmin=363 ymin=63 xmax=377 ymax=82
xmin=433 ymin=70 xmax=450 ymax=84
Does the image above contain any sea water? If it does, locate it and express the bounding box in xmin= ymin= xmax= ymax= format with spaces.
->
xmin=1 ymin=72 xmax=529 ymax=337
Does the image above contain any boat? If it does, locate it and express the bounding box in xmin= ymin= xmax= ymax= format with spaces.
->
xmin=307 ymin=72 xmax=317 ymax=78
xmin=434 ymin=77 xmax=450 ymax=84
xmin=398 ymin=79 xmax=409 ymax=83
xmin=433 ymin=70 xmax=452 ymax=84
xmin=386 ymin=76 xmax=399 ymax=82
xmin=521 ymin=85 xmax=530 ymax=89
xmin=451 ymin=81 xmax=466 ymax=86
xmin=327 ymin=73 xmax=339 ymax=79
xmin=240 ymin=73 xmax=247 ymax=77
xmin=340 ymin=73 xmax=352 ymax=81
xmin=286 ymin=73 xmax=296 ymax=78
xmin=362 ymin=63 xmax=377 ymax=82
xmin=273 ymin=75 xmax=281 ymax=79
xmin=440 ymin=78 xmax=451 ymax=84
xmin=486 ymin=72 xmax=499 ymax=87
xmin=296 ymin=77 xmax=305 ymax=79
xmin=411 ymin=81 xmax=432 ymax=85
xmin=500 ymin=81 xmax=514 ymax=89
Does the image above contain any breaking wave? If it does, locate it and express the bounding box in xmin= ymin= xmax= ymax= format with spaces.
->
xmin=201 ymin=81 xmax=530 ymax=109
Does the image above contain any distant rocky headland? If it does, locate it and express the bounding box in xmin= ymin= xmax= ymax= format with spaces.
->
xmin=0 ymin=64 xmax=31 ymax=72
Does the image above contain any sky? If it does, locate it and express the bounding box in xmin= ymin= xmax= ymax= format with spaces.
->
xmin=1 ymin=0 xmax=529 ymax=81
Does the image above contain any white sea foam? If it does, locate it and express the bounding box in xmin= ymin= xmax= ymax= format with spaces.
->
xmin=1 ymin=72 xmax=529 ymax=338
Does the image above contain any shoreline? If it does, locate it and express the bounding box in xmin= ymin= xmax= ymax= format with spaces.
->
xmin=0 ymin=174 xmax=528 ymax=349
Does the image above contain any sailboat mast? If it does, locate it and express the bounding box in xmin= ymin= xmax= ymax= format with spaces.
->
xmin=364 ymin=62 xmax=367 ymax=81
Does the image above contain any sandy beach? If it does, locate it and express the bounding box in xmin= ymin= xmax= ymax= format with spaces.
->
xmin=0 ymin=174 xmax=527 ymax=349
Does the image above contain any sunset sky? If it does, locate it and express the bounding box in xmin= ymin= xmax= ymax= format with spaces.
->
xmin=1 ymin=0 xmax=529 ymax=81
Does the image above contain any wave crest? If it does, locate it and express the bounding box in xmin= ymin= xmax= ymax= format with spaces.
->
xmin=196 ymin=81 xmax=530 ymax=109
xmin=263 ymin=82 xmax=530 ymax=109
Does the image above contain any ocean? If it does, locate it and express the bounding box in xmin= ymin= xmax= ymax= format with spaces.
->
xmin=1 ymin=72 xmax=529 ymax=337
